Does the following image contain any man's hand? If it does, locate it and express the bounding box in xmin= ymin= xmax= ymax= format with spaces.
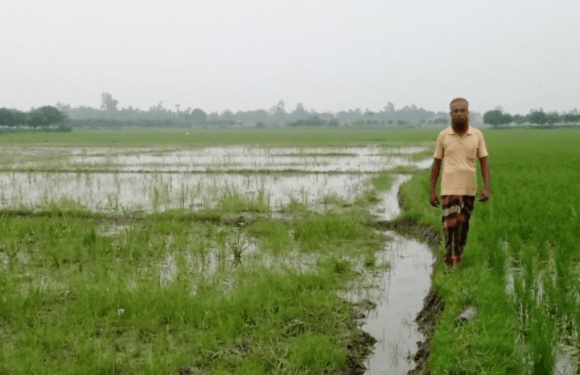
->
xmin=479 ymin=188 xmax=490 ymax=202
xmin=429 ymin=189 xmax=440 ymax=207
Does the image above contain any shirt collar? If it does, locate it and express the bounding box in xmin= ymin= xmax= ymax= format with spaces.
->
xmin=447 ymin=125 xmax=474 ymax=136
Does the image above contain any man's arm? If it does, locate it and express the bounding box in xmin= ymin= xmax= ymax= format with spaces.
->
xmin=429 ymin=158 xmax=442 ymax=207
xmin=479 ymin=156 xmax=491 ymax=202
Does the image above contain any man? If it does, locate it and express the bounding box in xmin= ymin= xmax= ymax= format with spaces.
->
xmin=429 ymin=98 xmax=491 ymax=268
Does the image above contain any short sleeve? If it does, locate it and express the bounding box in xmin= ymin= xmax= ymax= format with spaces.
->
xmin=476 ymin=131 xmax=488 ymax=158
xmin=433 ymin=131 xmax=444 ymax=159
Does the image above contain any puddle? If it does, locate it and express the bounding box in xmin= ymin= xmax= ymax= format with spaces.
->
xmin=342 ymin=231 xmax=434 ymax=374
xmin=349 ymin=160 xmax=435 ymax=374
xmin=341 ymin=169 xmax=435 ymax=374
xmin=555 ymin=347 xmax=578 ymax=375
xmin=370 ymin=174 xmax=413 ymax=221
xmin=159 ymin=253 xmax=178 ymax=287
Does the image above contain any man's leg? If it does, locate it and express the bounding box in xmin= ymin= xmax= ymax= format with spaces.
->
xmin=442 ymin=195 xmax=462 ymax=266
xmin=456 ymin=196 xmax=475 ymax=262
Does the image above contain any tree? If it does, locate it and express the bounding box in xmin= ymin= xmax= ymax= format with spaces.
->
xmin=528 ymin=111 xmax=548 ymax=125
xmin=289 ymin=103 xmax=308 ymax=122
xmin=562 ymin=113 xmax=580 ymax=123
xmin=0 ymin=108 xmax=28 ymax=126
xmin=190 ymin=108 xmax=207 ymax=125
xmin=100 ymin=92 xmax=119 ymax=111
xmin=512 ymin=114 xmax=526 ymax=125
xmin=221 ymin=109 xmax=235 ymax=122
xmin=483 ymin=110 xmax=511 ymax=127
xmin=269 ymin=100 xmax=286 ymax=125
xmin=27 ymin=106 xmax=65 ymax=127
xmin=383 ymin=102 xmax=395 ymax=112
xmin=546 ymin=113 xmax=559 ymax=126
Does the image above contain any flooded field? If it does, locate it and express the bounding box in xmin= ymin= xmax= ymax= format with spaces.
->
xmin=0 ymin=171 xmax=373 ymax=212
xmin=0 ymin=145 xmax=432 ymax=173
xmin=0 ymin=145 xmax=430 ymax=213
xmin=0 ymin=139 xmax=438 ymax=374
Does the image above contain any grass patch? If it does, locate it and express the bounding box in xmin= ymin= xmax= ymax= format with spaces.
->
xmin=247 ymin=220 xmax=291 ymax=255
xmin=352 ymin=171 xmax=394 ymax=207
xmin=0 ymin=127 xmax=440 ymax=147
xmin=0 ymin=204 xmax=381 ymax=374
xmin=292 ymin=211 xmax=382 ymax=254
xmin=214 ymin=186 xmax=270 ymax=213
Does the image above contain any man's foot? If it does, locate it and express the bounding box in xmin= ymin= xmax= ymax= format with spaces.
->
xmin=444 ymin=256 xmax=453 ymax=266
xmin=451 ymin=255 xmax=462 ymax=268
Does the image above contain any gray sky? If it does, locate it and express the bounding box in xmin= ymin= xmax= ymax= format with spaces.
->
xmin=2 ymin=0 xmax=579 ymax=115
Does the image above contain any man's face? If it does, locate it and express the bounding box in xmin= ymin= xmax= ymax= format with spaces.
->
xmin=450 ymin=101 xmax=469 ymax=128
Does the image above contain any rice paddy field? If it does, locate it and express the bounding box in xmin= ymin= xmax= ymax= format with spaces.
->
xmin=0 ymin=127 xmax=579 ymax=374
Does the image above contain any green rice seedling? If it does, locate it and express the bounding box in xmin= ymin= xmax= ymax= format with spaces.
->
xmin=363 ymin=251 xmax=376 ymax=268
xmin=371 ymin=171 xmax=394 ymax=192
xmin=317 ymin=257 xmax=353 ymax=275
xmin=228 ymin=226 xmax=250 ymax=263
xmin=216 ymin=185 xmax=270 ymax=213
xmin=389 ymin=165 xmax=421 ymax=174
xmin=529 ymin=303 xmax=556 ymax=375
xmin=247 ymin=220 xmax=291 ymax=255
xmin=320 ymin=192 xmax=350 ymax=207
xmin=352 ymin=172 xmax=392 ymax=207
xmin=280 ymin=195 xmax=310 ymax=215
xmin=40 ymin=196 xmax=89 ymax=215
xmin=292 ymin=211 xmax=382 ymax=254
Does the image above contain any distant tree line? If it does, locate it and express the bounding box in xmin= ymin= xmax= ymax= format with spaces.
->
xmin=0 ymin=106 xmax=70 ymax=130
xmin=5 ymin=93 xmax=578 ymax=131
xmin=52 ymin=92 xmax=486 ymax=129
xmin=483 ymin=108 xmax=580 ymax=128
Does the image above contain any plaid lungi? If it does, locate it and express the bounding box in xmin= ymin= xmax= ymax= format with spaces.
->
xmin=441 ymin=195 xmax=475 ymax=264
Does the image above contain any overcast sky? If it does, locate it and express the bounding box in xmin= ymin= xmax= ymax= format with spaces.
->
xmin=2 ymin=0 xmax=579 ymax=115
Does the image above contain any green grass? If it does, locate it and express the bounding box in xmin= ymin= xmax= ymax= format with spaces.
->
xmin=292 ymin=211 xmax=383 ymax=253
xmin=0 ymin=127 xmax=437 ymax=374
xmin=398 ymin=128 xmax=580 ymax=374
xmin=0 ymin=211 xmax=376 ymax=374
xmin=0 ymin=157 xmax=395 ymax=374
xmin=0 ymin=127 xmax=440 ymax=147
xmin=7 ymin=126 xmax=576 ymax=373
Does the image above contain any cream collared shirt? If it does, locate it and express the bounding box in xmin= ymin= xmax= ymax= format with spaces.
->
xmin=433 ymin=126 xmax=488 ymax=196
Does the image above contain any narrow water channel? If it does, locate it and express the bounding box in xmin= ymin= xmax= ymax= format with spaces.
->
xmin=362 ymin=174 xmax=435 ymax=374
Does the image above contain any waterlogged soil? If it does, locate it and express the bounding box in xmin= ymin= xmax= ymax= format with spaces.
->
xmin=0 ymin=145 xmax=432 ymax=213
xmin=0 ymin=144 xmax=443 ymax=374
xmin=1 ymin=145 xmax=430 ymax=173
xmin=0 ymin=172 xmax=372 ymax=212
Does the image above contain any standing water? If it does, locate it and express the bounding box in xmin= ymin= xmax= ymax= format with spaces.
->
xmin=347 ymin=174 xmax=435 ymax=374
